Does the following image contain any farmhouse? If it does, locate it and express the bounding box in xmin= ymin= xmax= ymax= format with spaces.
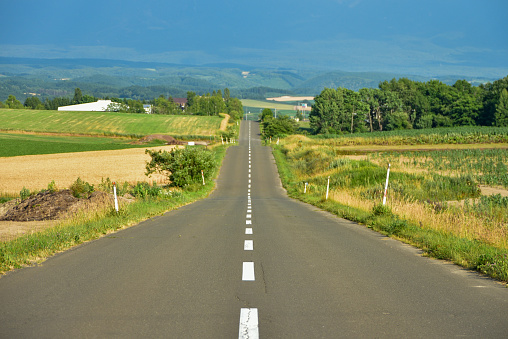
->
xmin=58 ymin=100 xmax=112 ymax=112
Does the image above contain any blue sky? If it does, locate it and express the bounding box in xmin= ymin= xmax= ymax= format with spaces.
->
xmin=1 ymin=0 xmax=507 ymax=77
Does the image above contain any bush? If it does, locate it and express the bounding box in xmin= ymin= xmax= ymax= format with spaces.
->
xmin=145 ymin=147 xmax=217 ymax=188
xmin=20 ymin=187 xmax=30 ymax=200
xmin=47 ymin=180 xmax=58 ymax=193
xmin=70 ymin=177 xmax=94 ymax=198
xmin=131 ymin=182 xmax=163 ymax=198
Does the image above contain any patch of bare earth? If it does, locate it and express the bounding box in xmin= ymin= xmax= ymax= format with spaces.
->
xmin=0 ymin=190 xmax=133 ymax=242
xmin=0 ymin=145 xmax=176 ymax=242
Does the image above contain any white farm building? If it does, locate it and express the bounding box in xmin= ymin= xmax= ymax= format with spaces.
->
xmin=58 ymin=100 xmax=112 ymax=112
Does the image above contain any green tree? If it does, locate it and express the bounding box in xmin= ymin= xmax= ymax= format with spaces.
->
xmin=260 ymin=108 xmax=274 ymax=122
xmin=494 ymin=88 xmax=508 ymax=127
xmin=226 ymin=97 xmax=243 ymax=121
xmin=310 ymin=88 xmax=346 ymax=134
xmin=145 ymin=147 xmax=217 ymax=188
xmin=5 ymin=95 xmax=23 ymax=109
xmin=73 ymin=88 xmax=83 ymax=104
xmin=24 ymin=96 xmax=43 ymax=109
xmin=262 ymin=116 xmax=298 ymax=138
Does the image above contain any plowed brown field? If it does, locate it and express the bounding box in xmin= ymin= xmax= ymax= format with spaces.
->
xmin=0 ymin=146 xmax=178 ymax=195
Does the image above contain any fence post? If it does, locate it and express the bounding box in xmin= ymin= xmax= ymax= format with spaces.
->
xmin=326 ymin=176 xmax=330 ymax=200
xmin=383 ymin=163 xmax=391 ymax=205
xmin=113 ymin=182 xmax=119 ymax=213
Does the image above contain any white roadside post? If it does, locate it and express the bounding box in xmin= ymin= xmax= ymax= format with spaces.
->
xmin=326 ymin=176 xmax=330 ymax=200
xmin=383 ymin=163 xmax=391 ymax=205
xmin=304 ymin=182 xmax=308 ymax=194
xmin=113 ymin=182 xmax=119 ymax=213
xmin=201 ymin=170 xmax=205 ymax=185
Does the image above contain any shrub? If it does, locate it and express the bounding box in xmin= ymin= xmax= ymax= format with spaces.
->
xmin=70 ymin=177 xmax=94 ymax=198
xmin=20 ymin=187 xmax=30 ymax=200
xmin=131 ymin=182 xmax=163 ymax=198
xmin=47 ymin=180 xmax=58 ymax=193
xmin=372 ymin=203 xmax=392 ymax=216
xmin=145 ymin=147 xmax=216 ymax=188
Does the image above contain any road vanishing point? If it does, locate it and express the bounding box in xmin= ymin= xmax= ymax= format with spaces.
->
xmin=1 ymin=121 xmax=507 ymax=338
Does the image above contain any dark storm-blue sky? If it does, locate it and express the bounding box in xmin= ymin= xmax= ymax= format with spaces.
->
xmin=1 ymin=0 xmax=507 ymax=76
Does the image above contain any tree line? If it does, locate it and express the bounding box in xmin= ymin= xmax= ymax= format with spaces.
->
xmin=310 ymin=76 xmax=508 ymax=134
xmin=0 ymin=87 xmax=244 ymax=121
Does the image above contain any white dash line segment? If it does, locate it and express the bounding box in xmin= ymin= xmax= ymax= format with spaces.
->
xmin=239 ymin=308 xmax=259 ymax=339
xmin=242 ymin=262 xmax=255 ymax=281
xmin=244 ymin=240 xmax=254 ymax=251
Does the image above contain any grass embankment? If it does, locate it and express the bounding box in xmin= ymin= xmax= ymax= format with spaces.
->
xmin=0 ymin=108 xmax=223 ymax=139
xmin=0 ymin=133 xmax=166 ymax=157
xmin=0 ymin=145 xmax=229 ymax=274
xmin=272 ymin=129 xmax=508 ymax=283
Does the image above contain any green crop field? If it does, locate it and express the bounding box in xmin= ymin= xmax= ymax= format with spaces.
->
xmin=0 ymin=133 xmax=166 ymax=157
xmin=0 ymin=109 xmax=223 ymax=137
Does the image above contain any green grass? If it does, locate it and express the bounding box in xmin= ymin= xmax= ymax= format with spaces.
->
xmin=312 ymin=126 xmax=508 ymax=144
xmin=0 ymin=109 xmax=224 ymax=138
xmin=272 ymin=144 xmax=508 ymax=283
xmin=0 ymin=133 xmax=166 ymax=157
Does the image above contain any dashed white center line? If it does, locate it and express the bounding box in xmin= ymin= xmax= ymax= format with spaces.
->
xmin=245 ymin=228 xmax=253 ymax=234
xmin=239 ymin=308 xmax=259 ymax=339
xmin=244 ymin=240 xmax=254 ymax=251
xmin=246 ymin=214 xmax=252 ymax=219
xmin=242 ymin=262 xmax=255 ymax=281
xmin=246 ymin=220 xmax=252 ymax=225
xmin=247 ymin=209 xmax=252 ymax=213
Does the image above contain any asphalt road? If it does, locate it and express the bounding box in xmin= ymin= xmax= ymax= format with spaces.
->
xmin=1 ymin=121 xmax=507 ymax=338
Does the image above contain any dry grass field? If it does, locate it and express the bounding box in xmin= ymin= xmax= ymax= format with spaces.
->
xmin=0 ymin=145 xmax=178 ymax=195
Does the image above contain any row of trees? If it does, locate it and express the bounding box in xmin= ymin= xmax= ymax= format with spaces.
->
xmin=1 ymin=87 xmax=243 ymax=121
xmin=185 ymin=89 xmax=243 ymax=121
xmin=310 ymin=76 xmax=508 ymax=134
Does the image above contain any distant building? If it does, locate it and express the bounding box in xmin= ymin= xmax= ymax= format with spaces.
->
xmin=143 ymin=104 xmax=152 ymax=114
xmin=173 ymin=98 xmax=187 ymax=111
xmin=58 ymin=100 xmax=112 ymax=112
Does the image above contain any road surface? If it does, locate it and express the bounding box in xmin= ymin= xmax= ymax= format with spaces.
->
xmin=1 ymin=121 xmax=507 ymax=338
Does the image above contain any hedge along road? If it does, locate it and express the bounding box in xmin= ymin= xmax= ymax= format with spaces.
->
xmin=1 ymin=122 xmax=508 ymax=338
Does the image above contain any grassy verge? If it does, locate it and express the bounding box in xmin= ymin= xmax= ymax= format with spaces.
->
xmin=0 ymin=145 xmax=228 ymax=274
xmin=272 ymin=145 xmax=508 ymax=283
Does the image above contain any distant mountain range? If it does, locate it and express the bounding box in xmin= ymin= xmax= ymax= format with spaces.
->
xmin=0 ymin=57 xmax=500 ymax=102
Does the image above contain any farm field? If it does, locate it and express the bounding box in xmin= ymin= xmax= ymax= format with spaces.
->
xmin=0 ymin=109 xmax=224 ymax=137
xmin=0 ymin=132 xmax=165 ymax=157
xmin=240 ymin=99 xmax=295 ymax=111
xmin=274 ymin=129 xmax=508 ymax=281
xmin=0 ymin=146 xmax=177 ymax=196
